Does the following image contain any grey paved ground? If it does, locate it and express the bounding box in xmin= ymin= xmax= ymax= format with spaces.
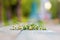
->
xmin=16 ymin=30 xmax=60 ymax=40
xmin=45 ymin=22 xmax=60 ymax=33
xmin=0 ymin=22 xmax=60 ymax=40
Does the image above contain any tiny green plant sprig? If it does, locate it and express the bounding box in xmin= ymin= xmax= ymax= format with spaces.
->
xmin=11 ymin=24 xmax=47 ymax=30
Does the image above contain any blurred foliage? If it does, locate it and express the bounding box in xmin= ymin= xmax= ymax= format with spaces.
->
xmin=50 ymin=0 xmax=59 ymax=19
xmin=10 ymin=0 xmax=17 ymax=5
xmin=21 ymin=0 xmax=40 ymax=18
xmin=2 ymin=0 xmax=40 ymax=25
xmin=2 ymin=0 xmax=18 ymax=25
xmin=2 ymin=6 xmax=9 ymax=26
xmin=21 ymin=0 xmax=40 ymax=22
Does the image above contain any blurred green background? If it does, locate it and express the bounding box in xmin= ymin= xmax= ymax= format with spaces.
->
xmin=0 ymin=0 xmax=60 ymax=25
